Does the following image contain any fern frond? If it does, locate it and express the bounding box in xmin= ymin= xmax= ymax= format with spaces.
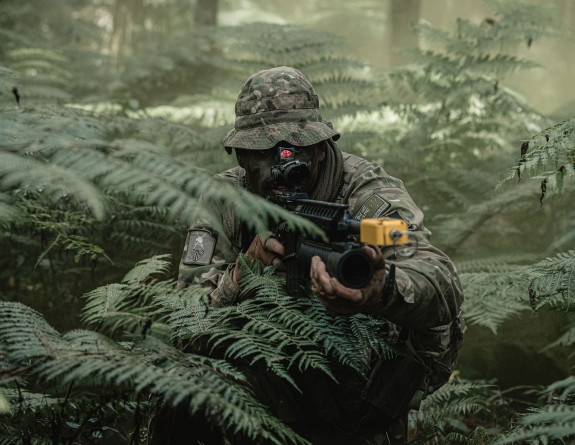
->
xmin=528 ymin=250 xmax=575 ymax=311
xmin=495 ymin=404 xmax=575 ymax=444
xmin=81 ymin=256 xmax=177 ymax=339
xmin=176 ymin=258 xmax=336 ymax=387
xmin=0 ymin=301 xmax=308 ymax=444
xmin=416 ymin=378 xmax=493 ymax=428
xmin=547 ymin=376 xmax=575 ymax=401
xmin=5 ymin=47 xmax=73 ymax=104
xmin=459 ymin=268 xmax=530 ymax=333
xmin=121 ymin=254 xmax=172 ymax=284
xmin=456 ymin=254 xmax=540 ymax=274
xmin=0 ymin=151 xmax=108 ymax=220
xmin=500 ymin=118 xmax=575 ymax=197
xmin=444 ymin=427 xmax=494 ymax=445
xmin=165 ymin=253 xmax=393 ymax=388
xmin=0 ymin=107 xmax=324 ymax=243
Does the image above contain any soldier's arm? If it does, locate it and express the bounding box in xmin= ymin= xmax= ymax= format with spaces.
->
xmin=177 ymin=225 xmax=242 ymax=307
xmin=315 ymin=159 xmax=463 ymax=329
xmin=376 ymin=238 xmax=463 ymax=330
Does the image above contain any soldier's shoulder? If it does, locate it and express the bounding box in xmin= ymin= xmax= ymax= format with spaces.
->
xmin=342 ymin=152 xmax=384 ymax=175
xmin=341 ymin=152 xmax=399 ymax=186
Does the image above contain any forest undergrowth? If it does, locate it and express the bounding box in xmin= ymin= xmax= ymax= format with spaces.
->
xmin=0 ymin=0 xmax=574 ymax=443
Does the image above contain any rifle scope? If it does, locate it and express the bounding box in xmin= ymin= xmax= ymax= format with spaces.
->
xmin=270 ymin=146 xmax=311 ymax=189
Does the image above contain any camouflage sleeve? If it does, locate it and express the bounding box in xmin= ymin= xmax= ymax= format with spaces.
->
xmin=176 ymin=167 xmax=248 ymax=306
xmin=176 ymin=224 xmax=242 ymax=307
xmin=345 ymin=157 xmax=464 ymax=331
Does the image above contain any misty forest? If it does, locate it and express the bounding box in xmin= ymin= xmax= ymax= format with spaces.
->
xmin=1 ymin=0 xmax=574 ymax=443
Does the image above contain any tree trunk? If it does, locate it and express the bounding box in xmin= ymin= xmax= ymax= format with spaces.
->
xmin=388 ymin=0 xmax=421 ymax=66
xmin=195 ymin=0 xmax=218 ymax=26
xmin=109 ymin=0 xmax=145 ymax=67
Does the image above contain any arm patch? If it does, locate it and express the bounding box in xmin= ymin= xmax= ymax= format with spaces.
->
xmin=183 ymin=229 xmax=217 ymax=265
xmin=354 ymin=194 xmax=391 ymax=220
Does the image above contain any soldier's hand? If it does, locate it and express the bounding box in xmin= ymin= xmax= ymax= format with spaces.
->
xmin=232 ymin=232 xmax=285 ymax=285
xmin=310 ymin=245 xmax=387 ymax=316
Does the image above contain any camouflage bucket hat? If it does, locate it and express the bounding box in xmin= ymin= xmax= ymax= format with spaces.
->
xmin=223 ymin=66 xmax=340 ymax=153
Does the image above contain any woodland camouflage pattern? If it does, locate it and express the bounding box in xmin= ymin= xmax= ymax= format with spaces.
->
xmin=178 ymin=67 xmax=465 ymax=422
xmin=223 ymin=66 xmax=340 ymax=152
xmin=178 ymin=152 xmax=465 ymax=393
xmin=179 ymin=152 xmax=463 ymax=332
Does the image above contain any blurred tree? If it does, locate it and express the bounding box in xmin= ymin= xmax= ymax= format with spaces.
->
xmin=195 ymin=0 xmax=219 ymax=26
xmin=109 ymin=0 xmax=145 ymax=67
xmin=388 ymin=0 xmax=421 ymax=66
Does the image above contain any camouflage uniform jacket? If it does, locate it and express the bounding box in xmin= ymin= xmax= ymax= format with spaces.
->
xmin=178 ymin=151 xmax=464 ymax=336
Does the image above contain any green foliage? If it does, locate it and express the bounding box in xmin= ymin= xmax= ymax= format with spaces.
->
xmin=459 ymin=265 xmax=530 ymax=334
xmin=488 ymin=108 xmax=575 ymax=445
xmin=410 ymin=377 xmax=501 ymax=443
xmin=82 ymin=255 xmax=174 ymax=340
xmin=495 ymin=376 xmax=575 ymax=444
xmin=445 ymin=427 xmax=494 ymax=445
xmin=528 ymin=250 xmax=575 ymax=311
xmin=0 ymin=251 xmax=399 ymax=443
xmin=501 ymin=118 xmax=575 ymax=200
xmin=418 ymin=378 xmax=493 ymax=426
xmin=219 ymin=23 xmax=375 ymax=112
xmin=0 ymin=0 xmax=573 ymax=443
xmin=0 ymin=265 xmax=310 ymax=444
xmin=374 ymin=0 xmax=552 ymax=170
xmin=4 ymin=48 xmax=72 ymax=104
xmin=0 ymin=105 xmax=322 ymax=329
xmin=165 ymin=253 xmax=395 ymax=385
xmin=335 ymin=0 xmax=558 ymax=280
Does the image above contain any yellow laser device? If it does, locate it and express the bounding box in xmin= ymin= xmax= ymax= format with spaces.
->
xmin=360 ymin=218 xmax=409 ymax=246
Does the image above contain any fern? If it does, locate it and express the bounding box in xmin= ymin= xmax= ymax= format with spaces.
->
xmin=495 ymin=404 xmax=575 ymax=444
xmin=0 ymin=385 xmax=145 ymax=444
xmin=169 ymin=253 xmax=394 ymax=386
xmin=4 ymin=47 xmax=73 ymax=104
xmin=411 ymin=377 xmax=496 ymax=443
xmin=344 ymin=1 xmax=558 ymax=280
xmin=0 ymin=248 xmax=401 ymax=444
xmin=0 ymin=106 xmax=324 ymax=235
xmin=444 ymin=427 xmax=495 ymax=445
xmin=0 ymin=301 xmax=308 ymax=444
xmin=501 ymin=118 xmax=575 ymax=199
xmin=459 ymin=267 xmax=530 ymax=334
xmin=528 ymin=250 xmax=575 ymax=311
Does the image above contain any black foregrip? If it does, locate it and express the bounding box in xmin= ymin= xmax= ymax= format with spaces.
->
xmin=297 ymin=240 xmax=374 ymax=289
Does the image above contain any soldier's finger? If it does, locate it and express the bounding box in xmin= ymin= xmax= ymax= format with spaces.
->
xmin=310 ymin=257 xmax=333 ymax=294
xmin=258 ymin=250 xmax=281 ymax=268
xmin=363 ymin=244 xmax=385 ymax=269
xmin=264 ymin=237 xmax=285 ymax=257
xmin=334 ymin=286 xmax=364 ymax=304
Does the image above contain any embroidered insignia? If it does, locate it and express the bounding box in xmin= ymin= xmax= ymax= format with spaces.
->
xmin=184 ymin=229 xmax=216 ymax=265
xmin=355 ymin=194 xmax=391 ymax=220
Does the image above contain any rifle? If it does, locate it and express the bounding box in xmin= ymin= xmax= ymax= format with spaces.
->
xmin=270 ymin=191 xmax=409 ymax=298
xmin=266 ymin=145 xmax=409 ymax=298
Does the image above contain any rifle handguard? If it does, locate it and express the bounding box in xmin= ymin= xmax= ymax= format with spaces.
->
xmin=297 ymin=240 xmax=374 ymax=289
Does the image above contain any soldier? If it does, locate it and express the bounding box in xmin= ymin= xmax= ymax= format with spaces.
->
xmin=174 ymin=66 xmax=465 ymax=444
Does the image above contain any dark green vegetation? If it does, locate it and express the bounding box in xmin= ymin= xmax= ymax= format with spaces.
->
xmin=1 ymin=0 xmax=574 ymax=443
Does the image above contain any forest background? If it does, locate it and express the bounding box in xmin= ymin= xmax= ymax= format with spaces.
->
xmin=1 ymin=0 xmax=574 ymax=443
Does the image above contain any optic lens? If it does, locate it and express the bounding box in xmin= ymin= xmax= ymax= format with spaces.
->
xmin=284 ymin=162 xmax=310 ymax=188
xmin=280 ymin=148 xmax=294 ymax=160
